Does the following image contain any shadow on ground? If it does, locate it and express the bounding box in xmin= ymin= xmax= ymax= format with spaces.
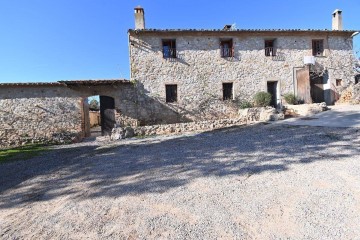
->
xmin=0 ymin=124 xmax=359 ymax=209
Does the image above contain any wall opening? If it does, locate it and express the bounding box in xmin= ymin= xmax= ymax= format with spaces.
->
xmin=310 ymin=75 xmax=325 ymax=103
xmin=355 ymin=74 xmax=360 ymax=85
xmin=100 ymin=96 xmax=115 ymax=136
xmin=166 ymin=84 xmax=178 ymax=103
xmin=222 ymin=82 xmax=233 ymax=100
xmin=267 ymin=81 xmax=278 ymax=107
xmin=87 ymin=96 xmax=101 ymax=137
xmin=84 ymin=95 xmax=115 ymax=137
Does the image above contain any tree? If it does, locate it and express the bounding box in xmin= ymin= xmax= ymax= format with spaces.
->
xmin=355 ymin=48 xmax=360 ymax=73
xmin=89 ymin=98 xmax=99 ymax=111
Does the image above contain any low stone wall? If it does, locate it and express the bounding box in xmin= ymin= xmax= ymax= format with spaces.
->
xmin=110 ymin=107 xmax=283 ymax=140
xmin=239 ymin=107 xmax=284 ymax=122
xmin=0 ymin=97 xmax=83 ymax=148
xmin=134 ymin=118 xmax=247 ymax=136
xmin=284 ymin=103 xmax=327 ymax=116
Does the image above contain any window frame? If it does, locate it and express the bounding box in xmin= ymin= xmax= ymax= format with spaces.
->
xmin=220 ymin=39 xmax=234 ymax=58
xmin=162 ymin=39 xmax=177 ymax=58
xmin=165 ymin=84 xmax=178 ymax=103
xmin=222 ymin=82 xmax=234 ymax=100
xmin=312 ymin=39 xmax=324 ymax=57
xmin=264 ymin=39 xmax=276 ymax=56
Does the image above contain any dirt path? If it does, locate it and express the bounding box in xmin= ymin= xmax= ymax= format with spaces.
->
xmin=1 ymin=124 xmax=360 ymax=239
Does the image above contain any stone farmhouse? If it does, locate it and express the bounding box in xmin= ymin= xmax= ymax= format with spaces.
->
xmin=129 ymin=7 xmax=358 ymax=123
xmin=0 ymin=7 xmax=358 ymax=147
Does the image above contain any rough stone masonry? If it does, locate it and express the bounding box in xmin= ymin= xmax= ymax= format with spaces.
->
xmin=129 ymin=8 xmax=357 ymax=124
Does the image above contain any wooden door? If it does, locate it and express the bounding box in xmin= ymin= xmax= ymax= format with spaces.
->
xmin=100 ymin=96 xmax=115 ymax=136
xmin=310 ymin=76 xmax=325 ymax=103
xmin=296 ymin=69 xmax=311 ymax=103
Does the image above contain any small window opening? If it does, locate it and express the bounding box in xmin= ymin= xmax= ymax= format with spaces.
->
xmin=223 ymin=83 xmax=233 ymax=100
xmin=265 ymin=40 xmax=276 ymax=56
xmin=312 ymin=40 xmax=324 ymax=56
xmin=355 ymin=75 xmax=360 ymax=85
xmin=162 ymin=39 xmax=176 ymax=58
xmin=220 ymin=39 xmax=234 ymax=58
xmin=166 ymin=84 xmax=177 ymax=102
xmin=336 ymin=79 xmax=342 ymax=86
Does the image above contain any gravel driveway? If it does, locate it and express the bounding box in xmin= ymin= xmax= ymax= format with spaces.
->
xmin=1 ymin=124 xmax=360 ymax=239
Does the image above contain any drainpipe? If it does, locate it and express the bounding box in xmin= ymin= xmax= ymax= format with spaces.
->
xmin=128 ymin=31 xmax=132 ymax=80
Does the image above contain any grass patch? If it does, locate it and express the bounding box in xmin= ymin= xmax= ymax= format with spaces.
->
xmin=0 ymin=144 xmax=48 ymax=164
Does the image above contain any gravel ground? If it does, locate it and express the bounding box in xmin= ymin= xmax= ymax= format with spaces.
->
xmin=1 ymin=123 xmax=360 ymax=239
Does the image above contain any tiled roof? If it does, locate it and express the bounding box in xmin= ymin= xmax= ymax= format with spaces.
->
xmin=0 ymin=82 xmax=64 ymax=86
xmin=129 ymin=28 xmax=358 ymax=34
xmin=58 ymin=79 xmax=130 ymax=86
xmin=0 ymin=79 xmax=131 ymax=87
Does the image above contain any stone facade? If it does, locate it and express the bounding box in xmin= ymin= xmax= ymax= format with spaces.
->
xmin=0 ymin=82 xmax=138 ymax=148
xmin=129 ymin=30 xmax=356 ymax=124
xmin=336 ymin=82 xmax=360 ymax=104
xmin=0 ymin=86 xmax=83 ymax=147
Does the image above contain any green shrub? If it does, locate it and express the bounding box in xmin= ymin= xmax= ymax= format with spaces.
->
xmin=283 ymin=93 xmax=298 ymax=105
xmin=253 ymin=92 xmax=272 ymax=107
xmin=239 ymin=101 xmax=253 ymax=109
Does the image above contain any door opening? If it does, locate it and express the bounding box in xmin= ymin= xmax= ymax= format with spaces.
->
xmin=100 ymin=96 xmax=115 ymax=136
xmin=267 ymin=81 xmax=278 ymax=108
xmin=310 ymin=75 xmax=325 ymax=103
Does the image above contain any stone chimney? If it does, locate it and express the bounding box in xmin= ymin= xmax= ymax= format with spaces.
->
xmin=134 ymin=6 xmax=145 ymax=30
xmin=332 ymin=9 xmax=343 ymax=30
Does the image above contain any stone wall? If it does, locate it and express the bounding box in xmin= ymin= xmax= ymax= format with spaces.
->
xmin=110 ymin=107 xmax=282 ymax=139
xmin=133 ymin=118 xmax=247 ymax=136
xmin=0 ymin=83 xmax=139 ymax=148
xmin=129 ymin=31 xmax=355 ymax=124
xmin=0 ymin=90 xmax=83 ymax=147
xmin=284 ymin=103 xmax=327 ymax=116
xmin=336 ymin=82 xmax=360 ymax=104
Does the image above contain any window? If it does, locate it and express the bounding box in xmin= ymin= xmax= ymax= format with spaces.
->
xmin=312 ymin=40 xmax=324 ymax=56
xmin=223 ymin=83 xmax=233 ymax=100
xmin=220 ymin=39 xmax=234 ymax=58
xmin=336 ymin=79 xmax=342 ymax=86
xmin=166 ymin=84 xmax=177 ymax=102
xmin=162 ymin=39 xmax=176 ymax=58
xmin=264 ymin=40 xmax=276 ymax=56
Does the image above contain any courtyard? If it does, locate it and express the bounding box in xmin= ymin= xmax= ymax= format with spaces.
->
xmin=1 ymin=123 xmax=360 ymax=239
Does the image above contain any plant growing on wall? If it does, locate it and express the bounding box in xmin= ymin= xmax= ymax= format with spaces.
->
xmin=253 ymin=92 xmax=272 ymax=107
xmin=239 ymin=101 xmax=253 ymax=109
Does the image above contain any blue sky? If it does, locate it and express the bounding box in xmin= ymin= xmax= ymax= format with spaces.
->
xmin=0 ymin=0 xmax=359 ymax=83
